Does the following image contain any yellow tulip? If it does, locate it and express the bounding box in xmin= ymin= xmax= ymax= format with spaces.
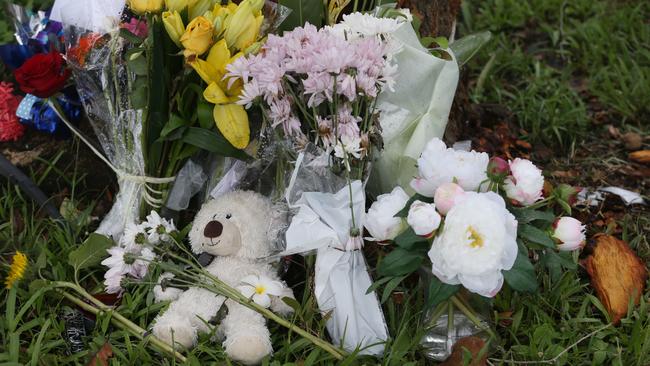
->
xmin=213 ymin=104 xmax=250 ymax=149
xmin=188 ymin=0 xmax=215 ymax=20
xmin=180 ymin=16 xmax=214 ymax=57
xmin=189 ymin=39 xmax=230 ymax=83
xmin=164 ymin=0 xmax=198 ymax=12
xmin=203 ymin=82 xmax=229 ymax=104
xmin=224 ymin=0 xmax=265 ymax=51
xmin=162 ymin=11 xmax=185 ymax=47
xmin=128 ymin=0 xmax=164 ymax=13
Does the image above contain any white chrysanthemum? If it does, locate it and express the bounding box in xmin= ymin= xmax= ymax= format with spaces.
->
xmin=237 ymin=275 xmax=284 ymax=308
xmin=365 ymin=186 xmax=410 ymax=242
xmin=553 ymin=217 xmax=586 ymax=251
xmin=129 ymin=247 xmax=155 ymax=279
xmin=410 ymin=138 xmax=489 ymax=197
xmin=120 ymin=222 xmax=149 ymax=251
xmin=407 ymin=201 xmax=441 ymax=237
xmin=428 ymin=192 xmax=518 ymax=297
xmin=330 ymin=12 xmax=405 ymax=39
xmin=144 ymin=211 xmax=176 ymax=245
xmin=503 ymin=158 xmax=544 ymax=206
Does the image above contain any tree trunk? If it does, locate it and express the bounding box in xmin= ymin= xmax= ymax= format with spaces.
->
xmin=397 ymin=0 xmax=461 ymax=38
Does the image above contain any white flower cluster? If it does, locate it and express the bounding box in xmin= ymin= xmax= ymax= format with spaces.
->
xmin=365 ymin=137 xmax=585 ymax=298
xmin=102 ymin=211 xmax=176 ymax=294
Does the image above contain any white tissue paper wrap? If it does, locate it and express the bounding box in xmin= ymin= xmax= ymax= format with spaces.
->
xmin=51 ymin=0 xmax=125 ymax=34
xmin=370 ymin=22 xmax=460 ymax=194
xmin=281 ymin=155 xmax=388 ymax=355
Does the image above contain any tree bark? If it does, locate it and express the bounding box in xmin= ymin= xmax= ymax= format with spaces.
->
xmin=397 ymin=0 xmax=461 ymax=38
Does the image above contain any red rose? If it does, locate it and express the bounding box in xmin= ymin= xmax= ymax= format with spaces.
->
xmin=14 ymin=52 xmax=71 ymax=98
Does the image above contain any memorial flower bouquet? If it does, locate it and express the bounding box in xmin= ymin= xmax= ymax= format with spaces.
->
xmin=367 ymin=136 xmax=586 ymax=356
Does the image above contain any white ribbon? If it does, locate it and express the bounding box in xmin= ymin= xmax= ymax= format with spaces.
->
xmin=281 ymin=155 xmax=389 ymax=355
xmin=47 ymin=100 xmax=176 ymax=208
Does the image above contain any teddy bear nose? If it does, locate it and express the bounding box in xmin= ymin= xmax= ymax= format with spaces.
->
xmin=204 ymin=220 xmax=223 ymax=238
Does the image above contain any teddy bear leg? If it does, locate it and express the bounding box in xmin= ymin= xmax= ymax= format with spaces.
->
xmin=152 ymin=287 xmax=224 ymax=348
xmin=221 ymin=302 xmax=273 ymax=365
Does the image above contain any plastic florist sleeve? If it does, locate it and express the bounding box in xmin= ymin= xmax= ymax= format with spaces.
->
xmin=369 ymin=22 xmax=460 ymax=195
xmin=55 ymin=0 xmax=163 ymax=240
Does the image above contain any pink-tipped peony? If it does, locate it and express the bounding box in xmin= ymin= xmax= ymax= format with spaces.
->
xmin=434 ymin=182 xmax=465 ymax=215
xmin=407 ymin=201 xmax=441 ymax=237
xmin=553 ymin=217 xmax=586 ymax=251
xmin=503 ymin=158 xmax=544 ymax=206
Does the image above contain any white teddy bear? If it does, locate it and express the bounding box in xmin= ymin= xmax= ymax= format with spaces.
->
xmin=152 ymin=191 xmax=295 ymax=365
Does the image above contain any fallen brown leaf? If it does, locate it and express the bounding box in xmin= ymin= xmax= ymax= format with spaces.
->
xmin=440 ymin=336 xmax=488 ymax=366
xmin=629 ymin=150 xmax=650 ymax=164
xmin=86 ymin=342 xmax=113 ymax=366
xmin=2 ymin=147 xmax=44 ymax=166
xmin=621 ymin=132 xmax=643 ymax=151
xmin=582 ymin=235 xmax=648 ymax=325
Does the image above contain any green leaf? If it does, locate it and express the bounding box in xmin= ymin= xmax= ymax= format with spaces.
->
xmin=131 ymin=80 xmax=148 ymax=109
xmin=366 ymin=276 xmax=393 ymax=295
xmin=393 ymin=227 xmax=430 ymax=251
xmin=119 ymin=27 xmax=144 ymax=45
xmin=197 ymin=102 xmax=214 ymax=129
xmin=425 ymin=276 xmax=459 ymax=308
xmin=433 ymin=36 xmax=449 ymax=49
xmin=518 ymin=224 xmax=555 ymax=248
xmin=278 ymin=0 xmax=324 ymax=31
xmin=377 ymin=248 xmax=424 ymax=277
xmin=511 ymin=207 xmax=555 ymax=224
xmin=127 ymin=55 xmax=148 ymax=76
xmin=449 ymin=31 xmax=492 ymax=66
xmin=503 ymin=252 xmax=538 ymax=293
xmin=182 ymin=127 xmax=250 ymax=160
xmin=381 ymin=275 xmax=408 ymax=303
xmin=394 ymin=193 xmax=432 ymax=218
xmin=159 ymin=113 xmax=188 ymax=140
xmin=68 ymin=233 xmax=114 ymax=270
xmin=281 ymin=296 xmax=302 ymax=313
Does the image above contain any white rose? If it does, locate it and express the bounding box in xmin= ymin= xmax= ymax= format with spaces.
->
xmin=503 ymin=158 xmax=544 ymax=206
xmin=407 ymin=201 xmax=441 ymax=237
xmin=365 ymin=186 xmax=410 ymax=242
xmin=434 ymin=182 xmax=465 ymax=215
xmin=428 ymin=192 xmax=518 ymax=297
xmin=553 ymin=217 xmax=586 ymax=251
xmin=410 ymin=138 xmax=489 ymax=196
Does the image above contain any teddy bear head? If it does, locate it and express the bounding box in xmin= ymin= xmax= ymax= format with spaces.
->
xmin=189 ymin=190 xmax=286 ymax=259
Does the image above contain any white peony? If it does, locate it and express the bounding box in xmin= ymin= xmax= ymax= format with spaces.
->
xmin=503 ymin=158 xmax=544 ymax=206
xmin=365 ymin=186 xmax=410 ymax=242
xmin=237 ymin=275 xmax=284 ymax=308
xmin=410 ymin=138 xmax=489 ymax=197
xmin=553 ymin=217 xmax=586 ymax=251
xmin=428 ymin=192 xmax=518 ymax=297
xmin=407 ymin=201 xmax=441 ymax=237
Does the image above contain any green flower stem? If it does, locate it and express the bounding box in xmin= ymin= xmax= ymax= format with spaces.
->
xmin=51 ymin=282 xmax=186 ymax=362
xmin=162 ymin=252 xmax=346 ymax=360
xmin=450 ymin=295 xmax=497 ymax=339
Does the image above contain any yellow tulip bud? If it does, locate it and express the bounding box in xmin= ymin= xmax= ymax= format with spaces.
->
xmin=213 ymin=104 xmax=250 ymax=149
xmin=180 ymin=16 xmax=214 ymax=57
xmin=127 ymin=0 xmax=164 ymax=13
xmin=164 ymin=0 xmax=198 ymax=12
xmin=162 ymin=11 xmax=185 ymax=47
xmin=188 ymin=0 xmax=215 ymax=20
xmin=224 ymin=0 xmax=264 ymax=51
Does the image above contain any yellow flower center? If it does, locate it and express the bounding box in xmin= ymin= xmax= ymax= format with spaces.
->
xmin=467 ymin=226 xmax=484 ymax=248
xmin=255 ymin=285 xmax=266 ymax=295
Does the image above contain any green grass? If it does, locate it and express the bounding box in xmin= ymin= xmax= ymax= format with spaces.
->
xmin=461 ymin=0 xmax=650 ymax=147
xmin=2 ymin=0 xmax=650 ymax=364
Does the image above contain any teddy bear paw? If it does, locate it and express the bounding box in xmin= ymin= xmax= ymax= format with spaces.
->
xmin=225 ymin=333 xmax=273 ymax=365
xmin=152 ymin=314 xmax=197 ymax=348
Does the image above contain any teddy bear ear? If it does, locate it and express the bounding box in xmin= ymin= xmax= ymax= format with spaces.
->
xmin=267 ymin=201 xmax=290 ymax=252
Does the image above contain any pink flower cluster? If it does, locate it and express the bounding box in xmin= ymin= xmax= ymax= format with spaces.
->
xmin=0 ymin=82 xmax=25 ymax=142
xmin=226 ymin=21 xmax=397 ymax=159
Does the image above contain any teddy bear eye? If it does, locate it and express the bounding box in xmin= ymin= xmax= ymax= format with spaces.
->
xmin=225 ymin=213 xmax=232 ymax=219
